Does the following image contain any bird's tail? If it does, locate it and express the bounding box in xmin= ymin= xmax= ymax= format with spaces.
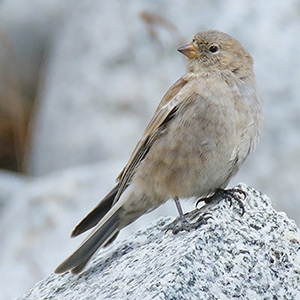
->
xmin=54 ymin=208 xmax=121 ymax=274
xmin=71 ymin=184 xmax=119 ymax=237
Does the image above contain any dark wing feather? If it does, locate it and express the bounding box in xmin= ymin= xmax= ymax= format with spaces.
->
xmin=114 ymin=77 xmax=188 ymax=203
xmin=71 ymin=77 xmax=188 ymax=237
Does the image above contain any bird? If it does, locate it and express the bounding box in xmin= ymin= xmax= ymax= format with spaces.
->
xmin=55 ymin=30 xmax=262 ymax=274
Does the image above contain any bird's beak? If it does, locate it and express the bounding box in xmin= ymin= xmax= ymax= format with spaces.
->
xmin=177 ymin=42 xmax=199 ymax=59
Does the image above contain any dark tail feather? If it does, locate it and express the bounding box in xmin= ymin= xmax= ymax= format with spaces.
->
xmin=71 ymin=257 xmax=92 ymax=274
xmin=55 ymin=209 xmax=120 ymax=274
xmin=103 ymin=231 xmax=119 ymax=248
xmin=71 ymin=232 xmax=120 ymax=274
xmin=71 ymin=184 xmax=119 ymax=237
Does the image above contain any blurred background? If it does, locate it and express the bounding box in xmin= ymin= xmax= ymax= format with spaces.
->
xmin=0 ymin=0 xmax=299 ymax=298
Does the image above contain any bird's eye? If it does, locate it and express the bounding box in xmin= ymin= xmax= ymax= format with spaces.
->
xmin=209 ymin=45 xmax=219 ymax=53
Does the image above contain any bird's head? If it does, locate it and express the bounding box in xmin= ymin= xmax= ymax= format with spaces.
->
xmin=178 ymin=30 xmax=253 ymax=78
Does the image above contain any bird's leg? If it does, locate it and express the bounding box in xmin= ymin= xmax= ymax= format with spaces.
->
xmin=174 ymin=197 xmax=190 ymax=230
xmin=166 ymin=197 xmax=213 ymax=234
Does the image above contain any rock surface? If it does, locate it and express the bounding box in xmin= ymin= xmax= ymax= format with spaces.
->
xmin=16 ymin=185 xmax=300 ymax=300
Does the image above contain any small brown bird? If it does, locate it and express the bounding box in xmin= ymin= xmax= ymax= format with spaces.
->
xmin=55 ymin=30 xmax=262 ymax=274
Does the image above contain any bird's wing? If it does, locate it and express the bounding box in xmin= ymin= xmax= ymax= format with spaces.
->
xmin=70 ymin=76 xmax=189 ymax=237
xmin=114 ymin=76 xmax=189 ymax=203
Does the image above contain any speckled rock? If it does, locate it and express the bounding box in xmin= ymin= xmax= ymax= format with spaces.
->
xmin=16 ymin=184 xmax=300 ymax=300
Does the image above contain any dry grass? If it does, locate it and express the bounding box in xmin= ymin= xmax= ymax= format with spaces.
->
xmin=0 ymin=26 xmax=30 ymax=173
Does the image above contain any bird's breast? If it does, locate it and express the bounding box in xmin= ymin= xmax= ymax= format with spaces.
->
xmin=134 ymin=78 xmax=261 ymax=201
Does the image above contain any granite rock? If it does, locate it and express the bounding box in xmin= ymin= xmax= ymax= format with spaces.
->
xmin=16 ymin=184 xmax=300 ymax=300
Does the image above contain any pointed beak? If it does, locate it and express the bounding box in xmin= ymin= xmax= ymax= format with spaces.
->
xmin=177 ymin=42 xmax=199 ymax=59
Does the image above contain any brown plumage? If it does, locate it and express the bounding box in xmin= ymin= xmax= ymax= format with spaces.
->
xmin=55 ymin=30 xmax=262 ymax=274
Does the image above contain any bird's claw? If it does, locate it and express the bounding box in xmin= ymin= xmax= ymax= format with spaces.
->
xmin=220 ymin=188 xmax=247 ymax=216
xmin=165 ymin=212 xmax=213 ymax=235
xmin=195 ymin=195 xmax=211 ymax=207
xmin=195 ymin=188 xmax=247 ymax=216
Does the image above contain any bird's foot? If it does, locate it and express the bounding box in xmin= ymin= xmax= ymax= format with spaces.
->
xmin=196 ymin=188 xmax=247 ymax=216
xmin=166 ymin=212 xmax=213 ymax=235
xmin=223 ymin=188 xmax=247 ymax=216
xmin=196 ymin=188 xmax=247 ymax=215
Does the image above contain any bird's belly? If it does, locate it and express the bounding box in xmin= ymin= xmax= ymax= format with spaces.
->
xmin=135 ymin=127 xmax=236 ymax=200
xmin=152 ymin=149 xmax=234 ymax=199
